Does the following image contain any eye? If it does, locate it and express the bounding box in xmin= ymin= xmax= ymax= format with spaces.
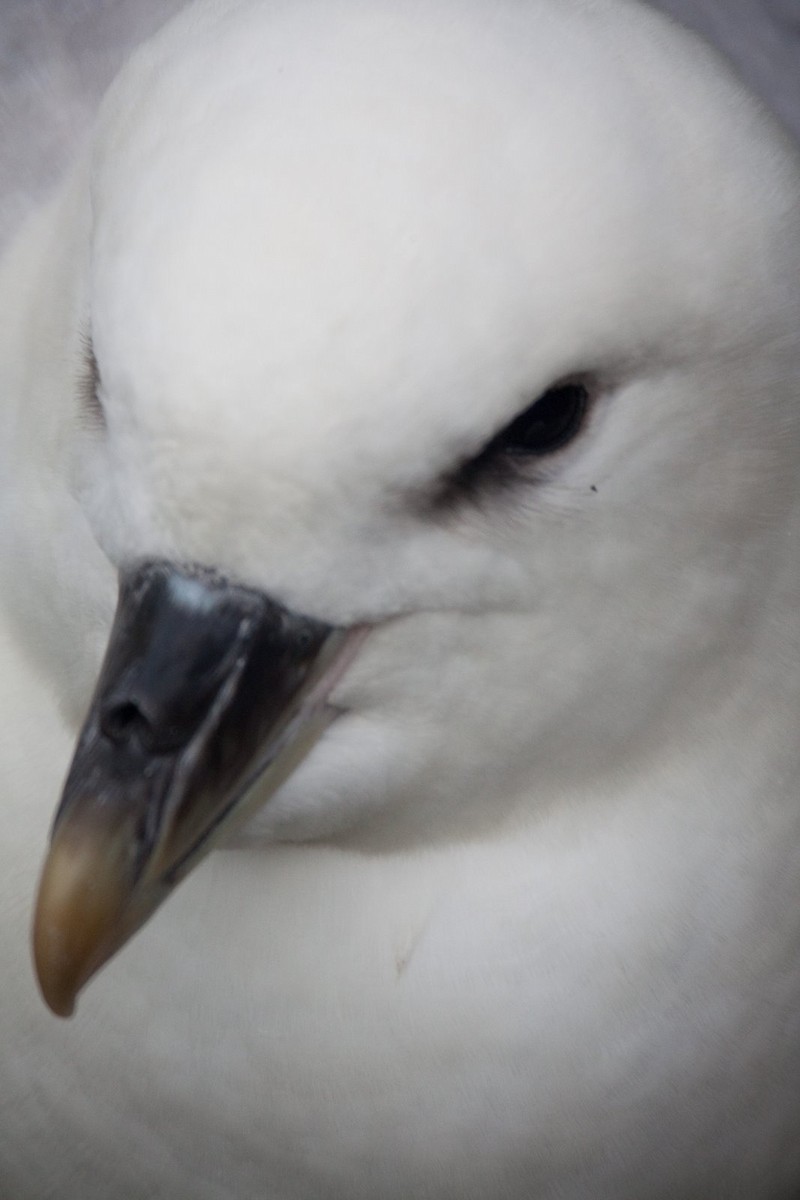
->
xmin=439 ymin=379 xmax=592 ymax=503
xmin=78 ymin=336 xmax=106 ymax=430
xmin=490 ymin=381 xmax=589 ymax=457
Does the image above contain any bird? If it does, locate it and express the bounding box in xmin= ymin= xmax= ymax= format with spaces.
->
xmin=0 ymin=0 xmax=799 ymax=1196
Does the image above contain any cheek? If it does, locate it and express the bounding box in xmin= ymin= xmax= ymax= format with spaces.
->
xmin=238 ymin=711 xmax=434 ymax=842
xmin=235 ymin=615 xmax=554 ymax=845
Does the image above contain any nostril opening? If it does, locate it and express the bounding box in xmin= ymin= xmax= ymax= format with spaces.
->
xmin=101 ymin=700 xmax=151 ymax=747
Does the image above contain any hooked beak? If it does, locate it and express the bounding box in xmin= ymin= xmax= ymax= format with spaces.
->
xmin=32 ymin=561 xmax=365 ymax=1018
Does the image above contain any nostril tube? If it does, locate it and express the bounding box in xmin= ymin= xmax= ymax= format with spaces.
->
xmin=100 ymin=700 xmax=153 ymax=748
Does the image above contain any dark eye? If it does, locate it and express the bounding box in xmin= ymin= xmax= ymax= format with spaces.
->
xmin=492 ymin=382 xmax=589 ymax=457
xmin=78 ymin=336 xmax=106 ymax=430
xmin=438 ymin=379 xmax=591 ymax=503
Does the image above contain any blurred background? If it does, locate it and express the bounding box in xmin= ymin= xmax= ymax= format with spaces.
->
xmin=1 ymin=0 xmax=799 ymax=250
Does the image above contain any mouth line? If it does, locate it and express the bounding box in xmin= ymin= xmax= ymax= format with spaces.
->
xmin=160 ymin=621 xmax=372 ymax=885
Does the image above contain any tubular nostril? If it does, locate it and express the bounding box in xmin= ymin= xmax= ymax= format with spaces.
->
xmin=100 ymin=700 xmax=153 ymax=749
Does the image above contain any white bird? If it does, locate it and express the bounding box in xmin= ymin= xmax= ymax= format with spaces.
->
xmin=1 ymin=1 xmax=799 ymax=1196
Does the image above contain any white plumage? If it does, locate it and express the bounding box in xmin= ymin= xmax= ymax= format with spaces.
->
xmin=1 ymin=1 xmax=799 ymax=1196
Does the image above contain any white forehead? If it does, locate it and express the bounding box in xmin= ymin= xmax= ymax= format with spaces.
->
xmin=88 ymin=0 xmax=774 ymax=440
xmin=80 ymin=0 xmax=799 ymax=600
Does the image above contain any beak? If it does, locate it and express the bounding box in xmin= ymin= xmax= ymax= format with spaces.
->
xmin=32 ymin=560 xmax=364 ymax=1018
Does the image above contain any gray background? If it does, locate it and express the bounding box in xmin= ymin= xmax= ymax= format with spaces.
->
xmin=1 ymin=0 xmax=799 ymax=250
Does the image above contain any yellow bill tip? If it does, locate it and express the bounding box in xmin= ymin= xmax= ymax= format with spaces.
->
xmin=32 ymin=818 xmax=133 ymax=1019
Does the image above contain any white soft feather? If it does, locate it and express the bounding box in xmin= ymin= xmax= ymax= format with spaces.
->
xmin=1 ymin=1 xmax=799 ymax=1196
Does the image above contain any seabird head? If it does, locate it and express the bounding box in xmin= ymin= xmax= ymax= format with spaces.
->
xmin=23 ymin=0 xmax=800 ymax=1015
